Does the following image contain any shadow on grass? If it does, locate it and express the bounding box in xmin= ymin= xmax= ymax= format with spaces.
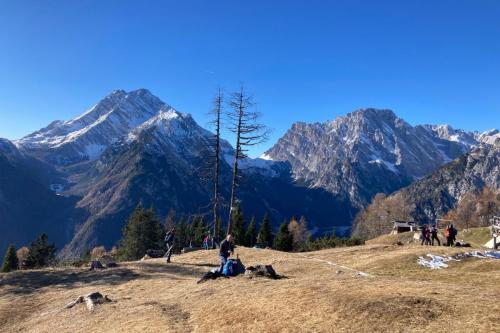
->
xmin=135 ymin=261 xmax=208 ymax=276
xmin=179 ymin=262 xmax=220 ymax=268
xmin=0 ymin=262 xmax=209 ymax=296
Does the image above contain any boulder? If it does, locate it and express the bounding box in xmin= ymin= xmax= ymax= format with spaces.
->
xmin=245 ymin=265 xmax=281 ymax=279
xmin=89 ymin=260 xmax=105 ymax=270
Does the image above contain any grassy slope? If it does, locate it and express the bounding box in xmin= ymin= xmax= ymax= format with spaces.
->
xmin=0 ymin=244 xmax=499 ymax=333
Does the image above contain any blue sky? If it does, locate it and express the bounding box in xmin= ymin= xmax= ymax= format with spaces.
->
xmin=0 ymin=0 xmax=499 ymax=157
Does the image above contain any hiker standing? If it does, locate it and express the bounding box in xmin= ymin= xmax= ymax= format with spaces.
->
xmin=203 ymin=235 xmax=209 ymax=250
xmin=450 ymin=224 xmax=457 ymax=246
xmin=431 ymin=225 xmax=440 ymax=246
xmin=219 ymin=234 xmax=234 ymax=273
xmin=164 ymin=228 xmax=176 ymax=263
xmin=425 ymin=226 xmax=432 ymax=245
xmin=421 ymin=225 xmax=430 ymax=246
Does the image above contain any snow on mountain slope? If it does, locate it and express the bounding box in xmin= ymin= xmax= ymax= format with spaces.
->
xmin=16 ymin=89 xmax=168 ymax=164
xmin=420 ymin=124 xmax=478 ymax=148
xmin=265 ymin=108 xmax=484 ymax=208
xmin=476 ymin=129 xmax=500 ymax=146
xmin=123 ymin=108 xmax=277 ymax=176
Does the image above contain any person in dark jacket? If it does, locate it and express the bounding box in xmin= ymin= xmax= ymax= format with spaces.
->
xmin=431 ymin=225 xmax=440 ymax=246
xmin=450 ymin=224 xmax=458 ymax=246
xmin=219 ymin=234 xmax=234 ymax=273
xmin=164 ymin=228 xmax=176 ymax=263
xmin=421 ymin=225 xmax=431 ymax=245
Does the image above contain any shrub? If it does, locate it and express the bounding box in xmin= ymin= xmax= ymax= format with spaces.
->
xmin=1 ymin=244 xmax=19 ymax=272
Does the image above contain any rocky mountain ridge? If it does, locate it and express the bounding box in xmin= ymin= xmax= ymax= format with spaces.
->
xmin=264 ymin=108 xmax=496 ymax=209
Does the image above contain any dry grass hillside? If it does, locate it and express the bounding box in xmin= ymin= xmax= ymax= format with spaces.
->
xmin=0 ymin=242 xmax=499 ymax=333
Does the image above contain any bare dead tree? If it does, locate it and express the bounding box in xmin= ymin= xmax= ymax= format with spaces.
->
xmin=209 ymin=88 xmax=223 ymax=244
xmin=226 ymin=86 xmax=269 ymax=234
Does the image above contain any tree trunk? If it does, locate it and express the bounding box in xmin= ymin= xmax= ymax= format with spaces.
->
xmin=212 ymin=90 xmax=222 ymax=244
xmin=227 ymin=91 xmax=244 ymax=235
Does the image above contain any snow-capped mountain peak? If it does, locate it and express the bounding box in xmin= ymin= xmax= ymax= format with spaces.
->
xmin=125 ymin=107 xmax=200 ymax=143
xmin=15 ymin=89 xmax=171 ymax=164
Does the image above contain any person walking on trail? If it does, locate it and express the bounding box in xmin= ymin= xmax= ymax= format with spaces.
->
xmin=431 ymin=225 xmax=440 ymax=246
xmin=164 ymin=228 xmax=176 ymax=263
xmin=203 ymin=235 xmax=209 ymax=250
xmin=219 ymin=234 xmax=234 ymax=273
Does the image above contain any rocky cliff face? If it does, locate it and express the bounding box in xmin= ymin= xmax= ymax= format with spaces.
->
xmin=396 ymin=143 xmax=499 ymax=222
xmin=265 ymin=109 xmax=481 ymax=209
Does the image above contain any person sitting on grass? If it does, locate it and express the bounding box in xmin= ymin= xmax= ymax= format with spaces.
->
xmin=219 ymin=234 xmax=234 ymax=273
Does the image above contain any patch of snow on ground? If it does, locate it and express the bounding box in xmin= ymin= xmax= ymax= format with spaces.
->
xmin=460 ymin=250 xmax=500 ymax=259
xmin=417 ymin=254 xmax=458 ymax=269
xmin=418 ymin=251 xmax=500 ymax=269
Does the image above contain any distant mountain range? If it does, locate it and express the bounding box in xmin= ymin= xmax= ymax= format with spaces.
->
xmin=264 ymin=109 xmax=498 ymax=209
xmin=1 ymin=89 xmax=498 ymax=257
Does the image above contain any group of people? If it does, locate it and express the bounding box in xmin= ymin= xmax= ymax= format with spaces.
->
xmin=163 ymin=228 xmax=235 ymax=273
xmin=420 ymin=225 xmax=440 ymax=246
xmin=420 ymin=224 xmax=457 ymax=247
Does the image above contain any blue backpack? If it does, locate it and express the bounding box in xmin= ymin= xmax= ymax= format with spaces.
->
xmin=222 ymin=259 xmax=234 ymax=276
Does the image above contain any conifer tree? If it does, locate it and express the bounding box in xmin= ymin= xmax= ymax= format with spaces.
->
xmin=117 ymin=204 xmax=163 ymax=260
xmin=244 ymin=216 xmax=258 ymax=247
xmin=192 ymin=215 xmax=207 ymax=246
xmin=215 ymin=216 xmax=224 ymax=246
xmin=1 ymin=244 xmax=19 ymax=272
xmin=185 ymin=215 xmax=195 ymax=246
xmin=230 ymin=204 xmax=245 ymax=245
xmin=257 ymin=212 xmax=273 ymax=247
xmin=175 ymin=216 xmax=188 ymax=253
xmin=164 ymin=208 xmax=176 ymax=232
xmin=275 ymin=221 xmax=293 ymax=252
xmin=25 ymin=234 xmax=56 ymax=268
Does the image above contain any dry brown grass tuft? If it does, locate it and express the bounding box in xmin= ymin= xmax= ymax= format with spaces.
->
xmin=0 ymin=243 xmax=498 ymax=332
